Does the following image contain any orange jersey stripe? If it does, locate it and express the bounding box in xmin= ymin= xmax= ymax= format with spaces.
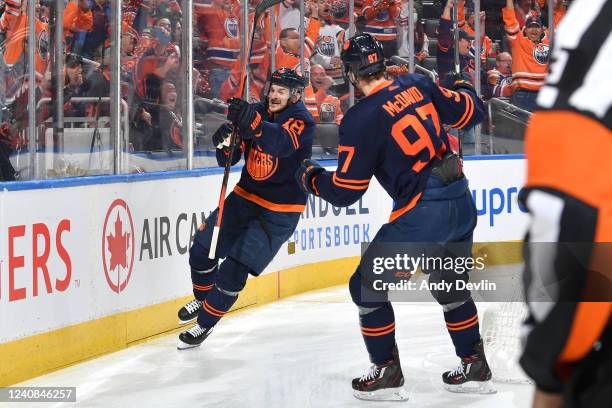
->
xmin=333 ymin=173 xmax=370 ymax=185
xmin=332 ymin=176 xmax=370 ymax=190
xmin=456 ymin=92 xmax=475 ymax=129
xmin=233 ymin=185 xmax=306 ymax=213
xmin=333 ymin=175 xmax=370 ymax=184
xmin=449 ymin=92 xmax=474 ymax=129
xmin=388 ymin=192 xmax=423 ymax=223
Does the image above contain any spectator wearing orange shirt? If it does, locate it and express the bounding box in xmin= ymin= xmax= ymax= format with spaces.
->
xmin=195 ymin=0 xmax=241 ymax=98
xmin=361 ymin=0 xmax=400 ymax=58
xmin=2 ymin=13 xmax=50 ymax=76
xmin=216 ymin=0 xmax=273 ymax=102
xmin=2 ymin=0 xmax=93 ymax=75
xmin=503 ymin=0 xmax=550 ymax=111
xmin=305 ymin=64 xmax=343 ymax=124
xmin=275 ymin=4 xmax=321 ymax=82
xmin=64 ymin=0 xmax=94 ymax=53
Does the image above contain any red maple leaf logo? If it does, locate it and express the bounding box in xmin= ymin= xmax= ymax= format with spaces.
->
xmin=106 ymin=213 xmax=130 ymax=272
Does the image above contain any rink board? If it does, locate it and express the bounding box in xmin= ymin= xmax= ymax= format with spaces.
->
xmin=0 ymin=156 xmax=527 ymax=385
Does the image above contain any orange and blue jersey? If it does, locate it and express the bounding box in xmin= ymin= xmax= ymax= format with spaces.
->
xmin=310 ymin=74 xmax=484 ymax=221
xmin=503 ymin=6 xmax=550 ymax=91
xmin=362 ymin=0 xmax=400 ymax=42
xmin=195 ymin=1 xmax=241 ymax=68
xmin=217 ymin=100 xmax=315 ymax=212
xmin=3 ymin=15 xmax=49 ymax=74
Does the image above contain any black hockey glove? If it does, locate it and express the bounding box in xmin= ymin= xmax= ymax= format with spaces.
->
xmin=442 ymin=71 xmax=475 ymax=93
xmin=212 ymin=123 xmax=236 ymax=149
xmin=227 ymin=97 xmax=262 ymax=139
xmin=295 ymin=159 xmax=324 ymax=195
xmin=431 ymin=152 xmax=464 ymax=184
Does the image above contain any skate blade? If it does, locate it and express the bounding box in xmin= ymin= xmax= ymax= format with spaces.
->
xmin=178 ymin=316 xmax=197 ymax=325
xmin=177 ymin=340 xmax=202 ymax=350
xmin=444 ymin=380 xmax=497 ymax=394
xmin=353 ymin=387 xmax=409 ymax=402
xmin=493 ymin=376 xmax=533 ymax=385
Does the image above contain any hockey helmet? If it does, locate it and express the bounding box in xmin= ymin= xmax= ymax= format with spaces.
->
xmin=340 ymin=33 xmax=385 ymax=79
xmin=267 ymin=67 xmax=306 ymax=98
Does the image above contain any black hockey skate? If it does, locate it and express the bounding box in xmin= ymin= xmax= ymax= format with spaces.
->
xmin=352 ymin=347 xmax=408 ymax=401
xmin=178 ymin=298 xmax=202 ymax=324
xmin=177 ymin=324 xmax=213 ymax=350
xmin=443 ymin=340 xmax=496 ymax=394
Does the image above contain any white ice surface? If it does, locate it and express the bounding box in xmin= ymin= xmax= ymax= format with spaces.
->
xmin=11 ymin=286 xmax=533 ymax=408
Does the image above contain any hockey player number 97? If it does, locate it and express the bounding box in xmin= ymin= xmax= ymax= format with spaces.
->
xmin=391 ymin=102 xmax=440 ymax=173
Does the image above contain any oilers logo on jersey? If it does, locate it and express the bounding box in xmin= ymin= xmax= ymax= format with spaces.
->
xmin=224 ymin=17 xmax=239 ymax=38
xmin=375 ymin=10 xmax=390 ymax=22
xmin=320 ymin=102 xmax=337 ymax=123
xmin=533 ymin=43 xmax=550 ymax=65
xmin=317 ymin=36 xmax=336 ymax=56
xmin=247 ymin=146 xmax=279 ymax=181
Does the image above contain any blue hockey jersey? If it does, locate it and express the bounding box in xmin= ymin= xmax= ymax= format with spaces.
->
xmin=311 ymin=73 xmax=484 ymax=222
xmin=217 ymin=100 xmax=315 ymax=212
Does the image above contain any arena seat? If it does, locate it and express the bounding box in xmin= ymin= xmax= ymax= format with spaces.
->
xmin=425 ymin=19 xmax=439 ymax=38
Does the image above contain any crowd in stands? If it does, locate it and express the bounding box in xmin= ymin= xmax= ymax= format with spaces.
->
xmin=0 ymin=0 xmax=571 ymax=179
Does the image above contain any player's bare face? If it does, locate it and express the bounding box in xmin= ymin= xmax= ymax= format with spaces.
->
xmin=267 ymin=85 xmax=291 ymax=113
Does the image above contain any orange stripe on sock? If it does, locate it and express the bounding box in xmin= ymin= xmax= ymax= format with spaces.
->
xmin=447 ymin=319 xmax=479 ymax=332
xmin=362 ymin=326 xmax=396 ymax=337
xmin=446 ymin=314 xmax=478 ymax=327
xmin=203 ymin=303 xmax=224 ymax=318
xmin=203 ymin=300 xmax=226 ymax=317
xmin=361 ymin=322 xmax=395 ymax=333
xmin=193 ymin=283 xmax=213 ymax=291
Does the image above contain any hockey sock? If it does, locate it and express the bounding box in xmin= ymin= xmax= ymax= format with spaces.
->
xmin=197 ymin=257 xmax=249 ymax=328
xmin=189 ymin=241 xmax=218 ymax=300
xmin=359 ymin=303 xmax=396 ymax=365
xmin=443 ymin=299 xmax=480 ymax=357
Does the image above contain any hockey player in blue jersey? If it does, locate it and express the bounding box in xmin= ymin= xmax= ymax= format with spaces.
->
xmin=296 ymin=34 xmax=493 ymax=400
xmin=177 ymin=68 xmax=315 ymax=349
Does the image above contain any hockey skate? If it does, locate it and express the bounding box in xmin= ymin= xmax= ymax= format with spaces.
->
xmin=177 ymin=324 xmax=213 ymax=350
xmin=178 ymin=298 xmax=202 ymax=324
xmin=352 ymin=347 xmax=409 ymax=401
xmin=443 ymin=340 xmax=496 ymax=394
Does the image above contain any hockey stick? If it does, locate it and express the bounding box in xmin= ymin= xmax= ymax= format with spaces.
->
xmin=209 ymin=0 xmax=283 ymax=259
xmin=451 ymin=0 xmax=464 ymax=158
